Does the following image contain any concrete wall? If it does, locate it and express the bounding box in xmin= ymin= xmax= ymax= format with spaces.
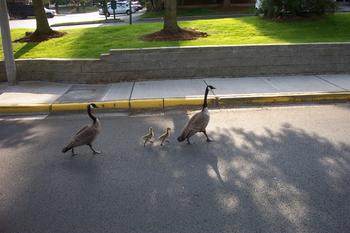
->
xmin=1 ymin=43 xmax=350 ymax=83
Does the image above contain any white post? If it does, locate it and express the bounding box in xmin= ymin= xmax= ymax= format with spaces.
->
xmin=0 ymin=0 xmax=17 ymax=85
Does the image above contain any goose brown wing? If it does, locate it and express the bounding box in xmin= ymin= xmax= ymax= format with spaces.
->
xmin=67 ymin=125 xmax=99 ymax=148
xmin=75 ymin=125 xmax=89 ymax=136
xmin=142 ymin=133 xmax=151 ymax=140
xmin=180 ymin=112 xmax=209 ymax=139
xmin=158 ymin=132 xmax=167 ymax=140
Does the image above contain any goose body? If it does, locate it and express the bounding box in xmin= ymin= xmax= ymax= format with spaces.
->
xmin=158 ymin=128 xmax=171 ymax=146
xmin=62 ymin=103 xmax=101 ymax=156
xmin=177 ymin=85 xmax=215 ymax=144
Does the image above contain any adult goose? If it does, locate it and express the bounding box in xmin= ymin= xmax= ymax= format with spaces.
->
xmin=62 ymin=103 xmax=101 ymax=156
xmin=177 ymin=85 xmax=216 ymax=144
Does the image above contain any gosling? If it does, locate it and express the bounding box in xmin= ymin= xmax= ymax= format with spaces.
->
xmin=158 ymin=127 xmax=171 ymax=146
xmin=142 ymin=127 xmax=154 ymax=147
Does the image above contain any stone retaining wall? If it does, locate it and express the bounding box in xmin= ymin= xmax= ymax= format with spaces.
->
xmin=1 ymin=43 xmax=350 ymax=83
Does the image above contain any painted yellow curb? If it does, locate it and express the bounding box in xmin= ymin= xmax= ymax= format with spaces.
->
xmin=0 ymin=104 xmax=50 ymax=113
xmin=164 ymin=98 xmax=202 ymax=107
xmin=218 ymin=92 xmax=350 ymax=105
xmin=51 ymin=103 xmax=88 ymax=112
xmin=0 ymin=92 xmax=349 ymax=113
xmin=94 ymin=100 xmax=129 ymax=109
xmin=164 ymin=97 xmax=215 ymax=107
xmin=130 ymin=99 xmax=163 ymax=109
xmin=51 ymin=100 xmax=130 ymax=112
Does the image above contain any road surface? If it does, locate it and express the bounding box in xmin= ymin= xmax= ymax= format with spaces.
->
xmin=0 ymin=104 xmax=349 ymax=233
xmin=9 ymin=10 xmax=145 ymax=29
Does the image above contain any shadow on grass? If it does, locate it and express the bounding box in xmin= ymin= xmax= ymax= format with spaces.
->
xmin=64 ymin=23 xmax=183 ymax=57
xmin=68 ymin=13 xmax=350 ymax=58
xmin=234 ymin=13 xmax=350 ymax=43
xmin=14 ymin=42 xmax=39 ymax=59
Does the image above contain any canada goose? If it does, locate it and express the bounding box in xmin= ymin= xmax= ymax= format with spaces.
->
xmin=62 ymin=103 xmax=101 ymax=156
xmin=142 ymin=127 xmax=154 ymax=147
xmin=159 ymin=127 xmax=171 ymax=146
xmin=177 ymin=85 xmax=216 ymax=144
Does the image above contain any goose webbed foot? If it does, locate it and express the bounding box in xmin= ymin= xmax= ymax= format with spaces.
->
xmin=202 ymin=131 xmax=213 ymax=142
xmin=161 ymin=139 xmax=170 ymax=146
xmin=71 ymin=148 xmax=78 ymax=157
xmin=144 ymin=140 xmax=153 ymax=147
xmin=89 ymin=144 xmax=101 ymax=155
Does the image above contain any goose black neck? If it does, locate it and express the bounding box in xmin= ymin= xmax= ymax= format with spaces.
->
xmin=87 ymin=105 xmax=97 ymax=123
xmin=202 ymin=87 xmax=210 ymax=110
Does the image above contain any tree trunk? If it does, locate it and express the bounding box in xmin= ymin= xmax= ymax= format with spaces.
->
xmin=76 ymin=0 xmax=80 ymax=12
xmin=154 ymin=0 xmax=164 ymax=10
xmin=55 ymin=3 xmax=59 ymax=14
xmin=163 ymin=0 xmax=180 ymax=33
xmin=33 ymin=0 xmax=53 ymax=35
xmin=223 ymin=0 xmax=231 ymax=8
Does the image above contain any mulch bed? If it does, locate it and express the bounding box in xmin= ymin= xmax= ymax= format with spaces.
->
xmin=142 ymin=28 xmax=208 ymax=41
xmin=14 ymin=30 xmax=66 ymax=43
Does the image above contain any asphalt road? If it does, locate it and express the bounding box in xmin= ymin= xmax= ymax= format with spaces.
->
xmin=0 ymin=104 xmax=349 ymax=233
xmin=9 ymin=10 xmax=145 ymax=29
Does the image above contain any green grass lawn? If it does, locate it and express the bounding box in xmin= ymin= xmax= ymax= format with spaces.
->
xmin=1 ymin=13 xmax=350 ymax=59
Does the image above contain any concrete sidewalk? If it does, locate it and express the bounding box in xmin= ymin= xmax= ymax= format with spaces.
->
xmin=0 ymin=74 xmax=349 ymax=113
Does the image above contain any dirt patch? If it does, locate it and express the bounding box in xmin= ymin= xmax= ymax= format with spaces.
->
xmin=142 ymin=28 xmax=208 ymax=41
xmin=14 ymin=30 xmax=66 ymax=43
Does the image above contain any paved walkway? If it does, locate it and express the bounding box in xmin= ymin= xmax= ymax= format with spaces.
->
xmin=338 ymin=2 xmax=350 ymax=12
xmin=0 ymin=74 xmax=349 ymax=112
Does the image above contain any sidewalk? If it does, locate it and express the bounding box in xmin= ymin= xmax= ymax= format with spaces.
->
xmin=0 ymin=74 xmax=349 ymax=113
xmin=338 ymin=2 xmax=350 ymax=12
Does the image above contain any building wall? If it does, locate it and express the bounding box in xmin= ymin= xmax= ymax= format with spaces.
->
xmin=0 ymin=43 xmax=349 ymax=84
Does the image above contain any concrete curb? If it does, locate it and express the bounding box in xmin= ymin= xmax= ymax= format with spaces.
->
xmin=217 ymin=92 xmax=350 ymax=105
xmin=50 ymin=19 xmax=123 ymax=27
xmin=139 ymin=13 xmax=255 ymax=22
xmin=0 ymin=93 xmax=349 ymax=113
xmin=0 ymin=104 xmax=50 ymax=113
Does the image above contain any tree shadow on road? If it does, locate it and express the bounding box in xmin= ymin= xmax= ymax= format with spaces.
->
xmin=1 ymin=109 xmax=349 ymax=233
xmin=0 ymin=121 xmax=40 ymax=149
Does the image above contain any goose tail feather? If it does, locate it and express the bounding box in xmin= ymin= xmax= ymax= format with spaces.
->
xmin=177 ymin=135 xmax=185 ymax=142
xmin=62 ymin=146 xmax=71 ymax=153
xmin=62 ymin=142 xmax=74 ymax=153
